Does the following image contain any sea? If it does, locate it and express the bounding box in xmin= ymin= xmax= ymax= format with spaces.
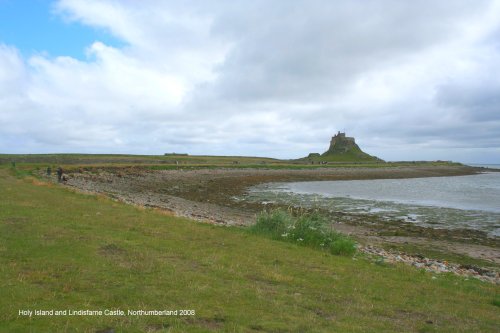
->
xmin=246 ymin=166 xmax=500 ymax=237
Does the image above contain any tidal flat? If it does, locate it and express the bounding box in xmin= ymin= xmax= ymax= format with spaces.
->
xmin=57 ymin=165 xmax=500 ymax=270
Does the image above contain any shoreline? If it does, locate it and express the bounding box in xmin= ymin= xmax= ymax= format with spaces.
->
xmin=62 ymin=165 xmax=481 ymax=225
xmin=54 ymin=165 xmax=499 ymax=280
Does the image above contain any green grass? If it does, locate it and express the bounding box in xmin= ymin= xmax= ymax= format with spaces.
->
xmin=0 ymin=167 xmax=498 ymax=332
xmin=1 ymin=153 xmax=464 ymax=171
xmin=0 ymin=153 xmax=280 ymax=168
xmin=492 ymin=297 xmax=500 ymax=308
xmin=8 ymin=166 xmax=33 ymax=179
xmin=250 ymin=209 xmax=357 ymax=256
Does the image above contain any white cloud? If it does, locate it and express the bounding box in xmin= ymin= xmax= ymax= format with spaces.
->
xmin=28 ymin=42 xmax=185 ymax=114
xmin=0 ymin=0 xmax=500 ymax=163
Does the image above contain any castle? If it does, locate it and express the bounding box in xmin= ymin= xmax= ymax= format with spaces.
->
xmin=332 ymin=131 xmax=354 ymax=141
xmin=303 ymin=131 xmax=382 ymax=162
xmin=324 ymin=131 xmax=357 ymax=154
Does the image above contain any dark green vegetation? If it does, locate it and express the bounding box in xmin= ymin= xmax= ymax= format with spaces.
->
xmin=250 ymin=209 xmax=356 ymax=256
xmin=305 ymin=148 xmax=381 ymax=163
xmin=1 ymin=167 xmax=499 ymax=332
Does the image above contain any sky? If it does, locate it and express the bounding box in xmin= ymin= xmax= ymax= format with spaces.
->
xmin=1 ymin=0 xmax=499 ymax=163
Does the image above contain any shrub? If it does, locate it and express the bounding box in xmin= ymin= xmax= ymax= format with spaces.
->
xmin=250 ymin=209 xmax=356 ymax=256
xmin=253 ymin=209 xmax=292 ymax=238
xmin=329 ymin=236 xmax=357 ymax=256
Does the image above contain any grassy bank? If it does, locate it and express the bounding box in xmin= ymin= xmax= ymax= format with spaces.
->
xmin=0 ymin=167 xmax=499 ymax=332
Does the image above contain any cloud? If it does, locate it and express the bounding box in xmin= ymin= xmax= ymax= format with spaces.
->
xmin=0 ymin=0 xmax=499 ymax=163
xmin=0 ymin=44 xmax=27 ymax=99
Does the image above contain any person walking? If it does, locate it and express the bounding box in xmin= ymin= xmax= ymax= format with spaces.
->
xmin=56 ymin=167 xmax=63 ymax=182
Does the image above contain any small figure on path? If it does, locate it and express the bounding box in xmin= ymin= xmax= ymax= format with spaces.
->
xmin=46 ymin=166 xmax=52 ymax=176
xmin=56 ymin=167 xmax=63 ymax=182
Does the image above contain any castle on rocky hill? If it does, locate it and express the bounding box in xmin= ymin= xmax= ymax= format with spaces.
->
xmin=303 ymin=131 xmax=382 ymax=162
xmin=325 ymin=131 xmax=356 ymax=154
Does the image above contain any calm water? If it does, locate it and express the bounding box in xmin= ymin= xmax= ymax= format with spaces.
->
xmin=246 ymin=172 xmax=500 ymax=237
xmin=467 ymin=164 xmax=500 ymax=170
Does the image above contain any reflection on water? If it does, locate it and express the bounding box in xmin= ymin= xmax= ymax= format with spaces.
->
xmin=244 ymin=173 xmax=500 ymax=237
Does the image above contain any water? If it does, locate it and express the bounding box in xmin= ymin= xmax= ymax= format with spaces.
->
xmin=467 ymin=164 xmax=500 ymax=170
xmin=245 ymin=173 xmax=500 ymax=237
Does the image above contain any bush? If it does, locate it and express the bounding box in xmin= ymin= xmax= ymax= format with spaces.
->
xmin=329 ymin=236 xmax=357 ymax=255
xmin=250 ymin=209 xmax=356 ymax=256
xmin=253 ymin=209 xmax=292 ymax=237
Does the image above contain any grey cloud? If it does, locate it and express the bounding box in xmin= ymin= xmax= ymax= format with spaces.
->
xmin=204 ymin=0 xmax=491 ymax=102
xmin=436 ymin=81 xmax=500 ymax=122
xmin=1 ymin=1 xmax=500 ymax=163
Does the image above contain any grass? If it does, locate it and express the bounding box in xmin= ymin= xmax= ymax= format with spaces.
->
xmin=0 ymin=153 xmax=281 ymax=169
xmin=492 ymin=297 xmax=500 ymax=307
xmin=8 ymin=165 xmax=34 ymax=179
xmin=1 ymin=153 xmax=464 ymax=171
xmin=250 ymin=209 xmax=357 ymax=256
xmin=0 ymin=166 xmax=498 ymax=332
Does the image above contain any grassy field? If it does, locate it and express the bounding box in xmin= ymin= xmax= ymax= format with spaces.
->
xmin=0 ymin=153 xmax=462 ymax=172
xmin=1 ymin=166 xmax=499 ymax=332
xmin=0 ymin=153 xmax=282 ymax=171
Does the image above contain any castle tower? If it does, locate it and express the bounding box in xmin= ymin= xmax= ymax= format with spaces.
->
xmin=303 ymin=132 xmax=382 ymax=162
xmin=324 ymin=132 xmax=358 ymax=155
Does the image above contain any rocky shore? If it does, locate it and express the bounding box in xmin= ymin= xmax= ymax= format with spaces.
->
xmin=43 ymin=165 xmax=500 ymax=283
xmin=359 ymin=245 xmax=499 ymax=284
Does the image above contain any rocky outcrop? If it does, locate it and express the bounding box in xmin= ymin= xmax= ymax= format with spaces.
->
xmin=323 ymin=131 xmax=360 ymax=155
